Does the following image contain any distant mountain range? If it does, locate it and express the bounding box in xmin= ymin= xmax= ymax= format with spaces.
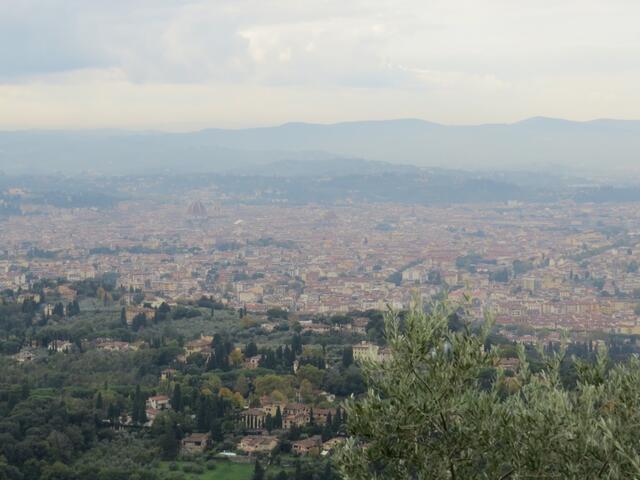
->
xmin=2 ymin=117 xmax=640 ymax=178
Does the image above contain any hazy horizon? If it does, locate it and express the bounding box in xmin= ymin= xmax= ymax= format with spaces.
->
xmin=2 ymin=115 xmax=640 ymax=134
xmin=0 ymin=116 xmax=638 ymax=177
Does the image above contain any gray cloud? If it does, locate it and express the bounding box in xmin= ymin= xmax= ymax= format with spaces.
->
xmin=1 ymin=0 xmax=639 ymax=128
xmin=0 ymin=2 xmax=103 ymax=77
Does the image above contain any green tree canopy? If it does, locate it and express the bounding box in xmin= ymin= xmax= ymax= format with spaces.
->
xmin=337 ymin=300 xmax=640 ymax=479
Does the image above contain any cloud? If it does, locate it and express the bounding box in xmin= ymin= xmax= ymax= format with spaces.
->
xmin=0 ymin=2 xmax=104 ymax=78
xmin=1 ymin=0 xmax=640 ymax=127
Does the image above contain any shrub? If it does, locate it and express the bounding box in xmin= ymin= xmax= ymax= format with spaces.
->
xmin=337 ymin=299 xmax=640 ymax=479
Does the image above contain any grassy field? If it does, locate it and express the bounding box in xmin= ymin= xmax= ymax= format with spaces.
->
xmin=156 ymin=460 xmax=253 ymax=480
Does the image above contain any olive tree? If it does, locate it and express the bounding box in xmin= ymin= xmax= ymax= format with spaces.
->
xmin=336 ymin=300 xmax=640 ymax=479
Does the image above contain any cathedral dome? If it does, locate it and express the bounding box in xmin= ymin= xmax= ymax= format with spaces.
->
xmin=187 ymin=201 xmax=207 ymax=217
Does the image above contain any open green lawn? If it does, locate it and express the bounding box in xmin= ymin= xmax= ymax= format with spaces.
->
xmin=157 ymin=460 xmax=253 ymax=480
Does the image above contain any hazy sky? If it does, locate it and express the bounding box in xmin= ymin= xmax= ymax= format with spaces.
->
xmin=1 ymin=0 xmax=639 ymax=130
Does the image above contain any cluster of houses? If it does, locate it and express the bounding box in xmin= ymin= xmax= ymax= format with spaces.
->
xmin=298 ymin=316 xmax=370 ymax=335
xmin=140 ymin=394 xmax=343 ymax=457
xmin=240 ymin=399 xmax=335 ymax=431
xmin=237 ymin=434 xmax=342 ymax=457
xmin=352 ymin=341 xmax=392 ymax=363
xmin=95 ymin=339 xmax=142 ymax=352
xmin=145 ymin=394 xmax=172 ymax=425
xmin=124 ymin=373 xmax=344 ymax=458
xmin=10 ymin=337 xmax=147 ymax=364
xmin=234 ymin=397 xmax=344 ymax=457
xmin=177 ymin=335 xmax=214 ymax=362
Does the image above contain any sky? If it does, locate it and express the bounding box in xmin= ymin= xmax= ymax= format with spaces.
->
xmin=1 ymin=0 xmax=639 ymax=130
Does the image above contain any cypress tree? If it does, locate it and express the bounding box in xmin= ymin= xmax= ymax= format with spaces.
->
xmin=342 ymin=346 xmax=353 ymax=368
xmin=206 ymin=352 xmax=217 ymax=371
xmin=274 ymin=406 xmax=283 ymax=429
xmin=159 ymin=418 xmax=181 ymax=460
xmin=197 ymin=396 xmax=208 ymax=431
xmin=332 ymin=408 xmax=342 ymax=432
xmin=321 ymin=461 xmax=334 ymax=480
xmin=53 ymin=302 xmax=65 ymax=317
xmin=265 ymin=414 xmax=273 ymax=432
xmin=246 ymin=341 xmax=258 ymax=357
xmin=252 ymin=460 xmax=265 ymax=480
xmin=172 ymin=384 xmax=183 ymax=412
xmin=322 ymin=411 xmax=333 ymax=440
xmin=211 ymin=419 xmax=224 ymax=442
xmin=132 ymin=385 xmax=147 ymax=424
xmin=291 ymin=334 xmax=302 ymax=355
xmin=107 ymin=403 xmax=117 ymax=423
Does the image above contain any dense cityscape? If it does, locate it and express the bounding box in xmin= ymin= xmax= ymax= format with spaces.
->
xmin=2 ymin=177 xmax=640 ymax=478
xmin=4 ymin=192 xmax=640 ymax=333
xmin=4 ymin=0 xmax=640 ymax=478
